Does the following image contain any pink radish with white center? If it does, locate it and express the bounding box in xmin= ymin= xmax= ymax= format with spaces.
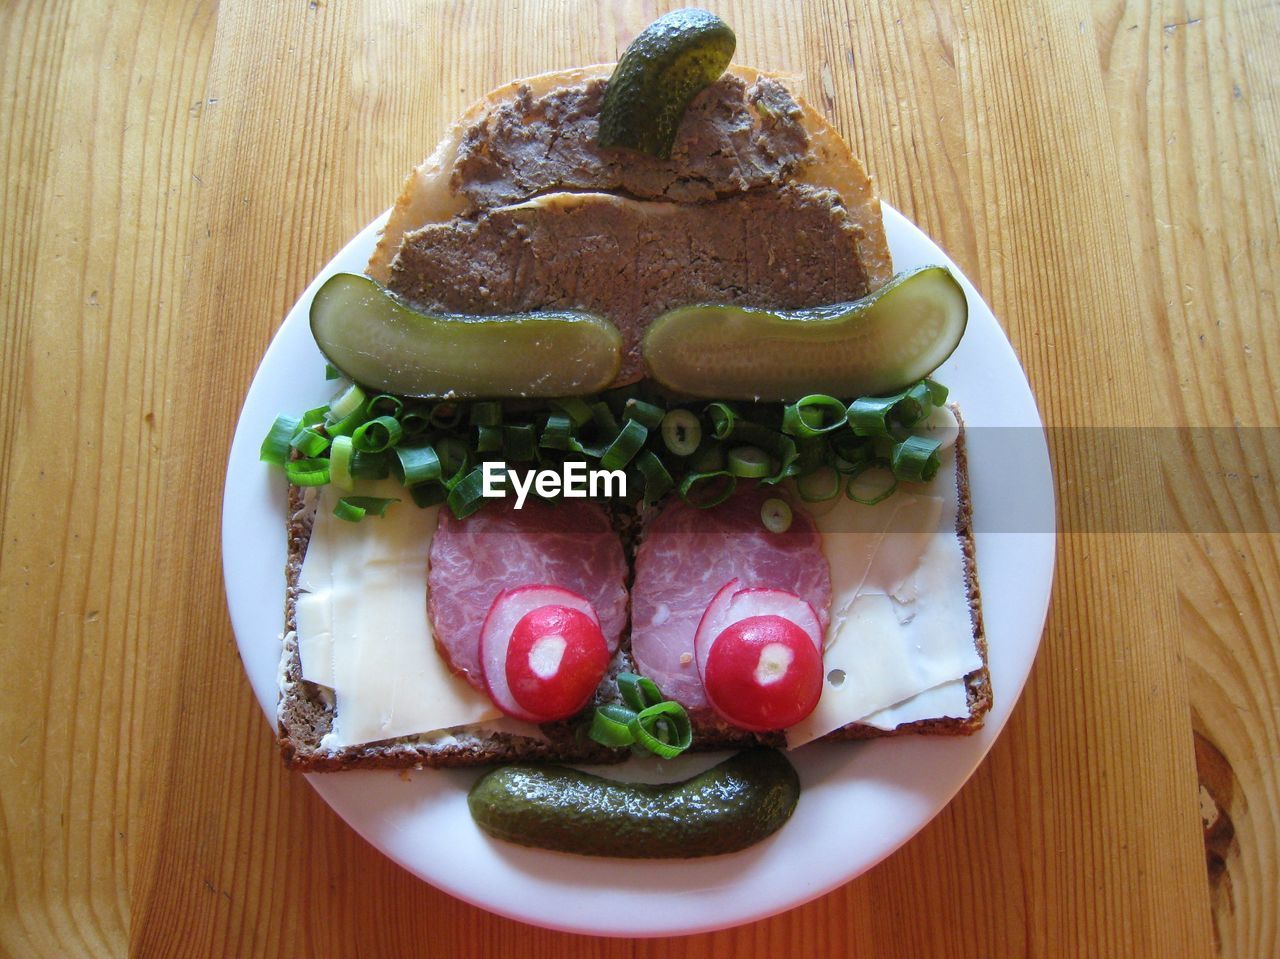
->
xmin=694 ymin=579 xmax=825 ymax=731
xmin=480 ymin=585 xmax=609 ymax=722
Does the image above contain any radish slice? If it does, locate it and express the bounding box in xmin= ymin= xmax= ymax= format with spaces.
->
xmin=506 ymin=605 xmax=608 ymax=720
xmin=693 ymin=581 xmax=825 ymax=730
xmin=480 ymin=585 xmax=606 ymax=722
xmin=702 ymin=615 xmax=823 ymax=731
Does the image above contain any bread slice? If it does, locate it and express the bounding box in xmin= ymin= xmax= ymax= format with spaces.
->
xmin=276 ymin=422 xmax=988 ymax=770
xmin=276 ymin=489 xmax=633 ymax=771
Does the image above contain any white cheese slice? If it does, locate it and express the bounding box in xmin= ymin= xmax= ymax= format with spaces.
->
xmin=860 ymin=678 xmax=971 ymax=730
xmin=786 ymin=449 xmax=981 ymax=747
xmin=295 ymin=479 xmax=502 ymax=748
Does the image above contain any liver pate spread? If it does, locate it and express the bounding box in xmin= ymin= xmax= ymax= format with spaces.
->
xmin=388 ymin=73 xmax=875 ymax=386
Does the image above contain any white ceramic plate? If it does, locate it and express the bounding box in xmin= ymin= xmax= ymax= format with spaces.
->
xmin=222 ymin=204 xmax=1055 ymax=937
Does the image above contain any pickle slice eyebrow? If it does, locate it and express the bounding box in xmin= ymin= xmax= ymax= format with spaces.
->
xmin=641 ymin=266 xmax=969 ymax=401
xmin=310 ymin=272 xmax=622 ymax=398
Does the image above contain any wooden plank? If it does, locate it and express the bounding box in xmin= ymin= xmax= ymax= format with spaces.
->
xmin=0 ymin=0 xmax=217 ymax=956
xmin=1092 ymin=2 xmax=1280 ymax=955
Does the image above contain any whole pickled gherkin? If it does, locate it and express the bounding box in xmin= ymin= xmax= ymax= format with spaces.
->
xmin=467 ymin=748 xmax=800 ymax=858
xmin=597 ymin=9 xmax=736 ymax=159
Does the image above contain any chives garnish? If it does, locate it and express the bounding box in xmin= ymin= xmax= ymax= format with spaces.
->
xmin=617 ymin=672 xmax=664 ymax=711
xmin=394 ymin=444 xmax=441 ymax=486
xmin=446 ymin=466 xmax=488 ymax=519
xmin=629 ymin=701 xmax=692 ymax=758
xmin=259 ymin=414 xmax=300 ymax=466
xmin=328 ymin=382 xmax=366 ymax=422
xmin=600 ymin=419 xmax=647 ymax=471
xmin=284 ymin=456 xmax=330 ymax=487
xmin=352 ymin=415 xmax=404 ymax=453
xmin=891 ymin=435 xmax=942 ymax=483
xmin=264 ymin=362 xmax=954 ymax=516
xmin=588 ymin=704 xmax=637 ymax=747
xmin=329 ymin=435 xmax=355 ymax=490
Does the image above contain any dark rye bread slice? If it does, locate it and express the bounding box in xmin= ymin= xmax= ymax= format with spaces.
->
xmin=276 ymin=420 xmax=988 ymax=770
xmin=677 ymin=417 xmax=990 ymax=752
xmin=276 ymin=486 xmax=632 ymax=771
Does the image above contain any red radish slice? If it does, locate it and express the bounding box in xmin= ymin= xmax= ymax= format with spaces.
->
xmin=693 ymin=581 xmax=823 ymax=684
xmin=702 ymin=615 xmax=823 ymax=731
xmin=480 ymin=585 xmax=604 ymax=722
xmin=693 ymin=581 xmax=826 ymax=730
xmin=506 ymin=605 xmax=608 ymax=720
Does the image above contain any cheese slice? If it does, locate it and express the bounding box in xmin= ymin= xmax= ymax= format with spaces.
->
xmin=786 ymin=449 xmax=981 ymax=747
xmin=296 ymin=479 xmax=502 ymax=748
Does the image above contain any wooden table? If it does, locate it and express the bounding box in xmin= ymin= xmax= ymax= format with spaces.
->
xmin=3 ymin=1 xmax=1276 ymax=955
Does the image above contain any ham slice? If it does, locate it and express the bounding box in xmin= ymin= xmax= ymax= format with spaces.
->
xmin=428 ymin=498 xmax=628 ymax=692
xmin=631 ymin=487 xmax=831 ymax=708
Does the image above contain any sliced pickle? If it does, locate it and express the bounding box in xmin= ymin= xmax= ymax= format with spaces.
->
xmin=310 ymin=273 xmax=622 ymax=398
xmin=642 ymin=266 xmax=968 ymax=401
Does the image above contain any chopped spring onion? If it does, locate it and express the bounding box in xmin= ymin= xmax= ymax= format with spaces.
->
xmin=446 ymin=466 xmax=488 ymax=518
xmin=623 ymin=398 xmax=665 ymax=429
xmin=588 ymin=703 xmax=638 ymax=747
xmin=783 ymin=394 xmax=848 ymax=437
xmin=661 ymin=409 xmax=702 ymax=456
xmin=760 ymin=497 xmax=793 ymax=533
xmin=329 ymin=435 xmax=355 ymax=490
xmin=324 ymin=363 xmax=342 ymax=380
xmin=259 ymin=414 xmax=300 ymax=466
xmin=539 ymin=413 xmax=573 ymax=450
xmin=600 ymin=419 xmax=647 ymax=471
xmin=891 ymin=435 xmax=942 ymax=483
xmin=796 ymin=465 xmax=840 ymax=502
xmin=410 ymin=480 xmax=448 ymax=508
xmin=469 ymin=401 xmax=502 ymax=427
xmin=679 ymin=469 xmax=736 ymax=508
xmin=635 ymin=450 xmax=673 ymax=503
xmin=399 ymin=407 xmax=431 ymax=437
xmin=367 ymin=393 xmax=404 ymax=418
xmin=503 ymin=424 xmax=538 ymax=462
xmin=435 ymin=437 xmax=470 ymax=479
xmin=690 ymin=442 xmax=725 ymax=473
xmin=300 ymin=404 xmax=328 ymax=428
xmin=591 ymin=401 xmax=619 ymax=436
xmin=349 ymin=449 xmax=390 ymax=480
xmin=333 ymin=495 xmax=400 ymax=522
xmin=728 ymin=445 xmax=774 ymax=478
xmin=476 ymin=425 xmax=503 ymax=453
xmin=290 ymin=425 xmax=330 ymax=458
xmin=846 ymin=393 xmax=903 ymax=438
xmin=923 ymin=377 xmax=949 ymax=406
xmin=552 ymin=396 xmax=594 ymax=427
xmin=845 ymin=460 xmax=898 ymax=505
xmin=394 ymin=443 xmax=441 ymax=486
xmin=705 ymin=402 xmax=736 ymax=440
xmin=328 ymin=381 xmax=366 ymax=422
xmin=285 ymin=456 xmax=330 ymax=487
xmin=352 ymin=415 xmax=404 ymax=453
xmin=629 ymin=701 xmax=693 ymax=758
xmin=325 ymin=404 xmax=367 ymax=438
xmin=618 ymin=672 xmax=664 ymax=711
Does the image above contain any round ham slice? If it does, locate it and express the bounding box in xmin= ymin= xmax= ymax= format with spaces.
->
xmin=428 ymin=498 xmax=628 ymax=692
xmin=630 ymin=486 xmax=831 ymax=708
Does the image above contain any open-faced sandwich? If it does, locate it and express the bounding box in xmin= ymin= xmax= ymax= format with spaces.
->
xmin=263 ymin=9 xmax=985 ymax=857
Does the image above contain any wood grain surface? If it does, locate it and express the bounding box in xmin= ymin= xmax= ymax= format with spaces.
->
xmin=2 ymin=1 xmax=1275 ymax=955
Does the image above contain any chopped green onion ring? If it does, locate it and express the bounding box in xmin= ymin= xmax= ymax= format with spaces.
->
xmin=618 ymin=672 xmax=665 ymax=711
xmin=539 ymin=413 xmax=572 ymax=450
xmin=796 ymin=465 xmax=840 ymax=502
xmin=635 ymin=450 xmax=674 ymax=503
xmin=705 ymin=402 xmax=736 ymax=440
xmin=290 ymin=425 xmax=330 ymax=458
xmin=329 ymin=435 xmax=355 ymax=490
xmin=679 ymin=469 xmax=736 ymax=509
xmin=623 ymin=398 xmax=665 ymax=429
xmin=352 ymin=415 xmax=404 ymax=453
xmin=469 ymin=401 xmax=502 ymax=427
xmin=890 ymin=434 xmax=942 ymax=483
xmin=327 ymin=382 xmax=366 ymax=422
xmin=446 ymin=466 xmax=489 ymax=518
xmin=601 ymin=419 xmax=647 ymax=471
xmin=285 ymin=456 xmax=330 ymax=487
xmin=394 ymin=444 xmax=442 ymax=486
xmin=783 ymin=394 xmax=849 ymax=437
xmin=661 ymin=409 xmax=702 ymax=456
xmin=260 ymin=414 xmax=300 ymax=466
xmin=845 ymin=459 xmax=898 ymax=505
xmin=761 ymin=497 xmax=793 ymax=533
xmin=588 ymin=703 xmax=638 ymax=747
xmin=630 ymin=701 xmax=692 ymax=758
xmin=728 ymin=445 xmax=774 ymax=478
xmin=334 ymin=495 xmax=400 ymax=522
